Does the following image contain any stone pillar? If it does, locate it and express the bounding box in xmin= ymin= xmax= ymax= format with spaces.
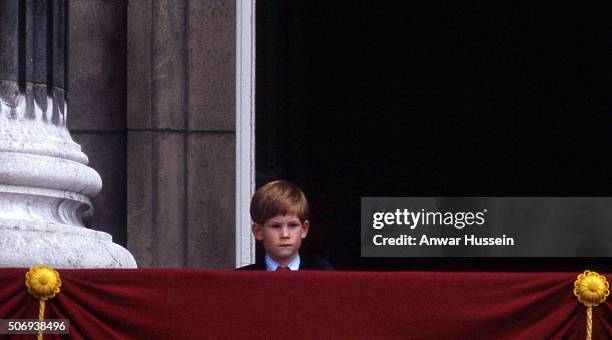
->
xmin=127 ymin=0 xmax=237 ymax=268
xmin=0 ymin=0 xmax=135 ymax=268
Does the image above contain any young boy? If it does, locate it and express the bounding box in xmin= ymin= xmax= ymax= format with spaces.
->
xmin=238 ymin=180 xmax=333 ymax=271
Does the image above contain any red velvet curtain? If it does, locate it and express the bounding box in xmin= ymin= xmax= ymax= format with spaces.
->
xmin=1 ymin=269 xmax=610 ymax=339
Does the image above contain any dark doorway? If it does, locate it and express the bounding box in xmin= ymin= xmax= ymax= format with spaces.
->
xmin=256 ymin=1 xmax=610 ymax=270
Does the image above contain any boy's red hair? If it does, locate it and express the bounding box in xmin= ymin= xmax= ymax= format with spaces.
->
xmin=250 ymin=180 xmax=310 ymax=224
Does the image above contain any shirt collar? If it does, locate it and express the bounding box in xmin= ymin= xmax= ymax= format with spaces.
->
xmin=265 ymin=254 xmax=300 ymax=271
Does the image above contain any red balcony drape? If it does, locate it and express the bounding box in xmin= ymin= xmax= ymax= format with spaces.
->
xmin=1 ymin=269 xmax=610 ymax=339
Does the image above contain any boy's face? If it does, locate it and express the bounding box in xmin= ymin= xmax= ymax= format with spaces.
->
xmin=252 ymin=214 xmax=309 ymax=266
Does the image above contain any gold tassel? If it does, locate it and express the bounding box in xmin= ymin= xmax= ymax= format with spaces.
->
xmin=25 ymin=266 xmax=62 ymax=340
xmin=573 ymin=270 xmax=609 ymax=340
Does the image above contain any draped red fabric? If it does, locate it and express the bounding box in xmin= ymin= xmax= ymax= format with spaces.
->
xmin=0 ymin=269 xmax=610 ymax=339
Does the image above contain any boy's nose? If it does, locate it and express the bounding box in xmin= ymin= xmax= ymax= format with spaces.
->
xmin=280 ymin=226 xmax=290 ymax=237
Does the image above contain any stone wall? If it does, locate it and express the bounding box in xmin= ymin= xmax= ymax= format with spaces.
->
xmin=67 ymin=0 xmax=238 ymax=268
xmin=69 ymin=0 xmax=128 ymax=247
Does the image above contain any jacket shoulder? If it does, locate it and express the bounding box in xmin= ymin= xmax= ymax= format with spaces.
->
xmin=300 ymin=256 xmax=334 ymax=270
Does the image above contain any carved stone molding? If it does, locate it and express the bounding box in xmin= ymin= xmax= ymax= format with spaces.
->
xmin=0 ymin=81 xmax=136 ymax=267
xmin=0 ymin=82 xmax=137 ymax=267
xmin=0 ymin=0 xmax=135 ymax=268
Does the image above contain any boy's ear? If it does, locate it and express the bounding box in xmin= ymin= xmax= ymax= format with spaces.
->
xmin=252 ymin=223 xmax=264 ymax=240
xmin=301 ymin=220 xmax=310 ymax=239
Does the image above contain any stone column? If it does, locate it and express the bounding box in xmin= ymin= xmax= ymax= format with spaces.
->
xmin=0 ymin=0 xmax=135 ymax=268
xmin=127 ymin=0 xmax=237 ymax=268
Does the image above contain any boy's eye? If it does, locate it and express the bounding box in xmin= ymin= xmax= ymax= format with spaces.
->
xmin=270 ymin=224 xmax=281 ymax=229
xmin=289 ymin=223 xmax=300 ymax=228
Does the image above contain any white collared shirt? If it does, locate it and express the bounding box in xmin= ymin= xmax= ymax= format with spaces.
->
xmin=265 ymin=254 xmax=300 ymax=271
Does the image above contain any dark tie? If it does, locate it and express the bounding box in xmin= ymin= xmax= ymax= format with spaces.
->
xmin=276 ymin=266 xmax=290 ymax=271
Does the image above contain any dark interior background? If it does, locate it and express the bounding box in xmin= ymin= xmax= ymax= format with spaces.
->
xmin=256 ymin=1 xmax=610 ymax=271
